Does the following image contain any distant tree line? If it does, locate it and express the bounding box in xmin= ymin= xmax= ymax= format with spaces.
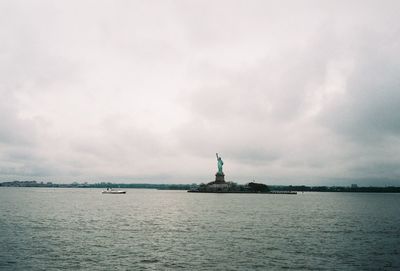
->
xmin=270 ymin=185 xmax=400 ymax=193
xmin=1 ymin=181 xmax=400 ymax=192
xmin=0 ymin=181 xmax=191 ymax=190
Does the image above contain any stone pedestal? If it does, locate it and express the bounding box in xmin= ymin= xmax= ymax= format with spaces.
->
xmin=215 ymin=172 xmax=225 ymax=183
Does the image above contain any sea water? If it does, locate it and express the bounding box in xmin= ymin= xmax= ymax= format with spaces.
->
xmin=0 ymin=188 xmax=399 ymax=270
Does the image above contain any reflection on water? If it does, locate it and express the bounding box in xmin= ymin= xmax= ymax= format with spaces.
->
xmin=0 ymin=188 xmax=399 ymax=270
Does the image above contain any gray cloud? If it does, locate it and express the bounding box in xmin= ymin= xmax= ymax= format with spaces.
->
xmin=1 ymin=0 xmax=400 ymax=185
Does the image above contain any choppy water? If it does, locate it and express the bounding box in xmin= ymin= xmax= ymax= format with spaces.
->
xmin=0 ymin=188 xmax=399 ymax=270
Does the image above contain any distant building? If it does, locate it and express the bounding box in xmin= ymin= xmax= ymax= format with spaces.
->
xmin=351 ymin=184 xmax=358 ymax=188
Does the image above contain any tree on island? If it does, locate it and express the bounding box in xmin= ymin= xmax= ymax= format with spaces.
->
xmin=247 ymin=182 xmax=270 ymax=192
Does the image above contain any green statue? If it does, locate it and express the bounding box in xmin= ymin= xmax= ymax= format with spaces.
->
xmin=216 ymin=153 xmax=224 ymax=174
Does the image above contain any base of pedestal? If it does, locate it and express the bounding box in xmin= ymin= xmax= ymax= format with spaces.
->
xmin=215 ymin=173 xmax=225 ymax=183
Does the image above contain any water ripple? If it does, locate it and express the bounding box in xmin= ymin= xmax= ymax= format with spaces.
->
xmin=0 ymin=188 xmax=399 ymax=270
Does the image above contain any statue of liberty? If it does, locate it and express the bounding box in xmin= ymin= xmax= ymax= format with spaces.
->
xmin=216 ymin=153 xmax=224 ymax=174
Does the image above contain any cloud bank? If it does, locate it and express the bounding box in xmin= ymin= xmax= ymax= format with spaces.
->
xmin=1 ymin=0 xmax=400 ymax=185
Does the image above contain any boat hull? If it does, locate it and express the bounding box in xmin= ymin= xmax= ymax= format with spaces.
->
xmin=102 ymin=191 xmax=126 ymax=194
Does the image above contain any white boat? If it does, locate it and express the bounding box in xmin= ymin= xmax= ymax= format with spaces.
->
xmin=102 ymin=188 xmax=126 ymax=194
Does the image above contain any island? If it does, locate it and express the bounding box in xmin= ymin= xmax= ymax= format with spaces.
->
xmin=188 ymin=153 xmax=296 ymax=194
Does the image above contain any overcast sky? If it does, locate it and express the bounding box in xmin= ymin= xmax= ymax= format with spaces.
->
xmin=1 ymin=0 xmax=400 ymax=185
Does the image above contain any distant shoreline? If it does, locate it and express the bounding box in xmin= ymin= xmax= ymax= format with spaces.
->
xmin=1 ymin=181 xmax=400 ymax=193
